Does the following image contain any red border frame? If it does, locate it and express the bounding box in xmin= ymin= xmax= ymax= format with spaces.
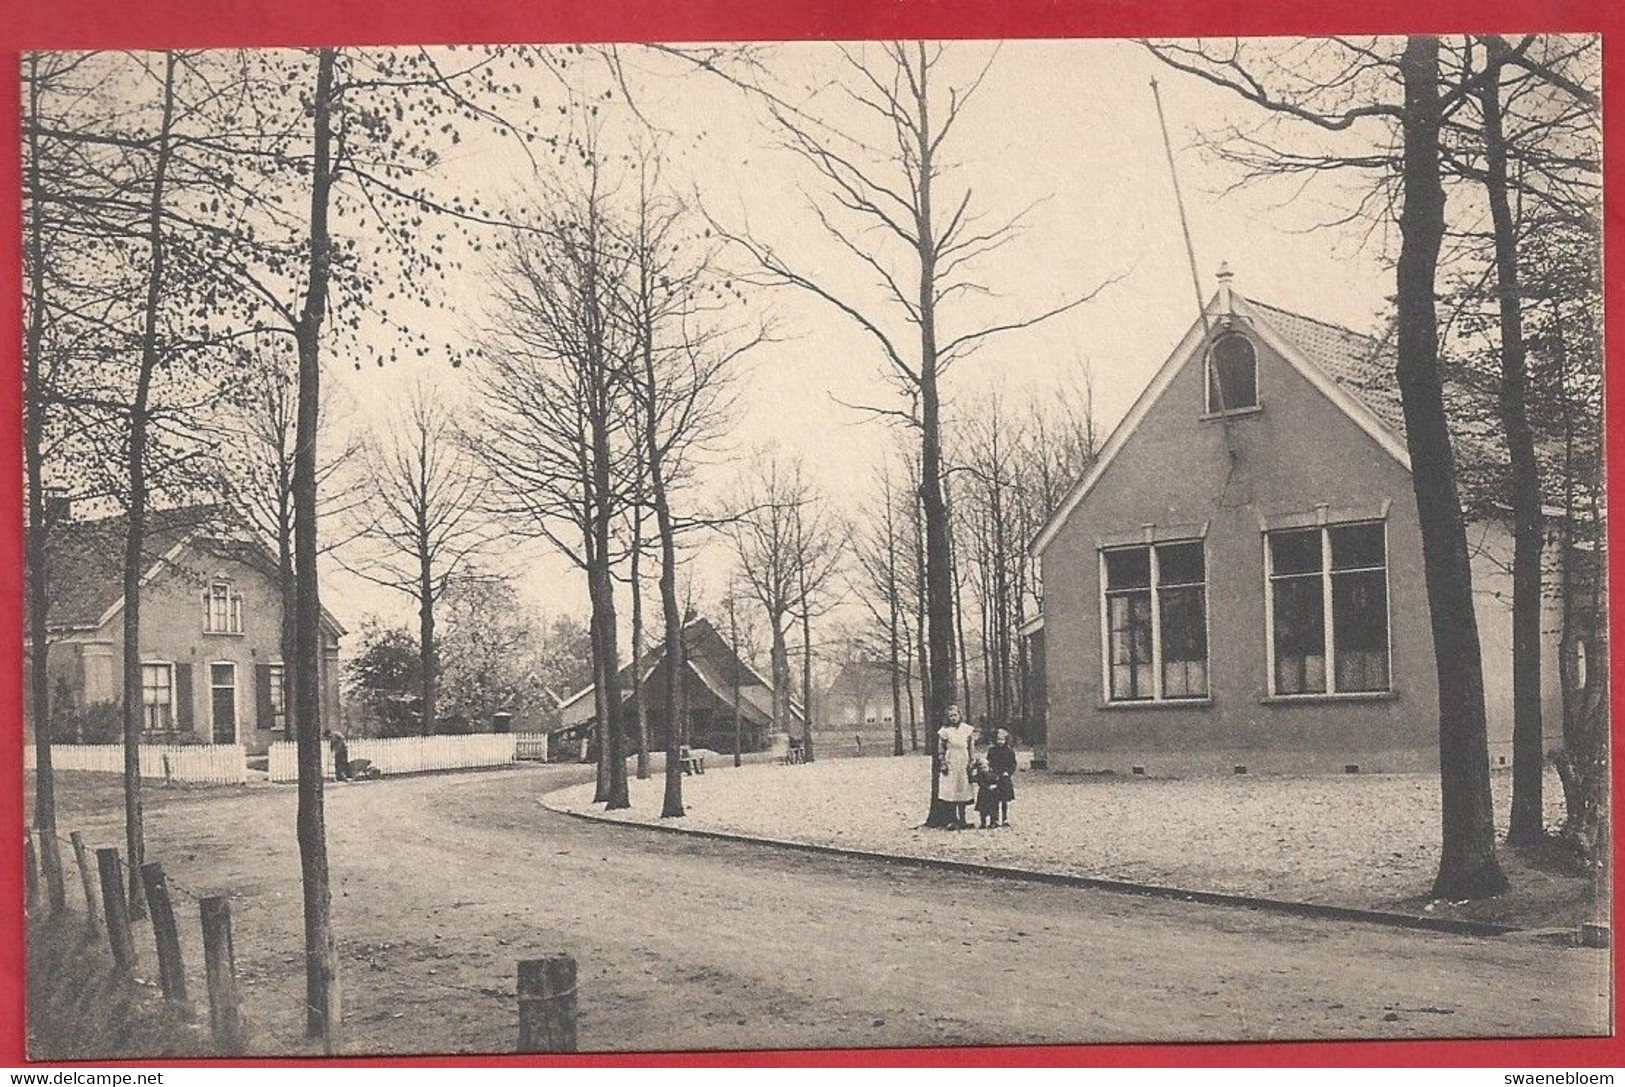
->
xmin=0 ymin=0 xmax=1620 ymax=1068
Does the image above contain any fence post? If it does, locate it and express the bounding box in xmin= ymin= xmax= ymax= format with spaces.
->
xmin=199 ymin=897 xmax=245 ymax=1052
xmin=70 ymin=832 xmax=101 ymax=930
xmin=96 ymin=848 xmax=136 ymax=974
xmin=37 ymin=830 xmax=67 ymax=915
xmin=516 ymin=954 xmax=577 ymax=1053
xmin=139 ymin=863 xmax=187 ymax=1003
xmin=23 ymin=833 xmax=39 ymax=911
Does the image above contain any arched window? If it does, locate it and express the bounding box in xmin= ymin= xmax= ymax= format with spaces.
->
xmin=1207 ymin=333 xmax=1258 ymax=414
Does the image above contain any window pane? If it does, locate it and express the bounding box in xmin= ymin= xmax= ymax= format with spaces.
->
xmin=1209 ymin=335 xmax=1258 ymax=412
xmin=1159 ymin=584 xmax=1208 ymax=698
xmin=1157 ymin=541 xmax=1204 ymax=585
xmin=1107 ymin=589 xmax=1152 ymax=699
xmin=1105 ymin=547 xmax=1151 ymax=589
xmin=1333 ymin=569 xmax=1390 ymax=691
xmin=1331 ymin=522 xmax=1386 ymax=570
xmin=1269 ymin=529 xmax=1323 ymax=575
xmin=1272 ymin=575 xmax=1327 ymax=694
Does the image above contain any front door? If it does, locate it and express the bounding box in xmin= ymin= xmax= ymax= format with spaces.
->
xmin=211 ymin=662 xmax=237 ymax=744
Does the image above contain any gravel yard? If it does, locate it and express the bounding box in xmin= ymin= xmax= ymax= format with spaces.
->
xmin=547 ymin=755 xmax=1585 ymax=920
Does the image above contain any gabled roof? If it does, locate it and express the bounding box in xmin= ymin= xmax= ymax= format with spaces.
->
xmin=1031 ymin=285 xmax=1412 ymax=557
xmin=41 ymin=502 xmax=346 ymax=636
xmin=554 ymin=615 xmax=803 ymax=729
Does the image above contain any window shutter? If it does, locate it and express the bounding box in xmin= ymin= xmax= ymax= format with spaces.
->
xmin=256 ymin=663 xmax=273 ymax=731
xmin=175 ymin=663 xmax=194 ymax=733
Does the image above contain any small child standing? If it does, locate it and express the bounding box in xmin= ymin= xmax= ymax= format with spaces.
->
xmin=973 ymin=759 xmax=1001 ymax=829
xmin=987 ymin=728 xmax=1017 ymax=827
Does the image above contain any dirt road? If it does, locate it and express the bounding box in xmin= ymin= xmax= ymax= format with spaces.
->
xmin=48 ymin=764 xmax=1610 ymax=1055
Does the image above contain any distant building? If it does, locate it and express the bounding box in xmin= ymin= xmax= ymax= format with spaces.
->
xmin=27 ymin=503 xmax=345 ymax=755
xmin=1026 ymin=271 xmax=1567 ymax=774
xmin=820 ymin=658 xmax=921 ymax=730
xmin=555 ymin=616 xmax=801 ymax=755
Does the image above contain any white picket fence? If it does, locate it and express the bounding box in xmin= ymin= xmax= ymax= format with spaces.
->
xmin=267 ymin=732 xmax=542 ymax=783
xmin=25 ymin=743 xmax=247 ymax=785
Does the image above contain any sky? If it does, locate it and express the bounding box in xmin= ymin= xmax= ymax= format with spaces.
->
xmin=316 ymin=38 xmax=1400 ymax=649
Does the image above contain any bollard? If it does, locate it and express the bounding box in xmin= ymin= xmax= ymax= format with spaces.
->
xmin=96 ymin=849 xmax=136 ymax=974
xmin=23 ymin=833 xmax=39 ymax=911
xmin=517 ymin=954 xmax=577 ymax=1053
xmin=70 ymin=833 xmax=101 ymax=930
xmin=200 ymin=897 xmax=245 ymax=1052
xmin=140 ymin=863 xmax=187 ymax=1003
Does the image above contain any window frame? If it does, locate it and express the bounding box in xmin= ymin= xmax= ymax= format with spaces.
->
xmin=1204 ymin=332 xmax=1260 ymax=416
xmin=140 ymin=660 xmax=177 ymax=737
xmin=205 ymin=579 xmax=245 ymax=635
xmin=1097 ymin=538 xmax=1211 ymax=705
xmin=1263 ymin=519 xmax=1393 ymax=699
xmin=268 ymin=661 xmax=288 ymax=732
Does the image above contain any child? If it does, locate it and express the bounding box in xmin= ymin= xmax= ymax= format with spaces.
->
xmin=973 ymin=758 xmax=1001 ymax=829
xmin=987 ymin=728 xmax=1017 ymax=827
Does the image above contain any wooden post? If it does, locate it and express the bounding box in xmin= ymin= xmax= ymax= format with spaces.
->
xmin=23 ymin=833 xmax=39 ymax=911
xmin=70 ymin=832 xmax=101 ymax=930
xmin=37 ymin=830 xmax=66 ymax=915
xmin=200 ymin=897 xmax=245 ymax=1052
xmin=140 ymin=862 xmax=187 ymax=1002
xmin=516 ymin=955 xmax=577 ymax=1053
xmin=96 ymin=848 xmax=136 ymax=974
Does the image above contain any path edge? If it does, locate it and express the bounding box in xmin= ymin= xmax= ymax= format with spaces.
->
xmin=538 ymin=790 xmax=1522 ymax=939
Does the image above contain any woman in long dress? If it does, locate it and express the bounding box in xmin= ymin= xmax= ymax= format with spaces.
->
xmin=937 ymin=703 xmax=976 ymax=829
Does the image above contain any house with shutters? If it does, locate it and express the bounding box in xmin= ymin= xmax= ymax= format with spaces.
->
xmin=26 ymin=502 xmax=345 ymax=755
xmin=1024 ymin=268 xmax=1567 ymax=775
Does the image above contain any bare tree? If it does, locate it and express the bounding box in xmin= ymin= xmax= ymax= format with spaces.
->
xmin=789 ymin=472 xmax=843 ymax=763
xmin=849 ymin=461 xmax=912 ymax=756
xmin=222 ymin=350 xmax=363 ymax=739
xmin=466 ymin=148 xmax=637 ymax=810
xmin=345 ymin=383 xmax=489 ymax=736
xmin=730 ymin=451 xmax=811 ymax=750
xmin=616 ymin=151 xmax=751 ymax=817
xmin=713 ymin=42 xmax=1115 ymax=823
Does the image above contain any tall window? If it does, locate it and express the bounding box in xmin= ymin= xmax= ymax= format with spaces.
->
xmin=141 ymin=662 xmax=175 ymax=735
xmin=1267 ymin=521 xmax=1390 ymax=696
xmin=1207 ymin=333 xmax=1258 ymax=413
xmin=1103 ymin=540 xmax=1208 ymax=702
xmin=269 ymin=662 xmax=287 ymax=731
xmin=206 ymin=581 xmax=243 ymax=634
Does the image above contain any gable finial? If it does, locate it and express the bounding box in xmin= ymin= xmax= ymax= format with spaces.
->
xmin=1216 ymin=260 xmax=1236 ymax=315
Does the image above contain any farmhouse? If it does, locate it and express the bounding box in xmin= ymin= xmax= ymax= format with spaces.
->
xmin=1026 ymin=269 xmax=1566 ymax=775
xmin=26 ymin=502 xmax=345 ymax=756
xmin=555 ymin=616 xmax=802 ymax=756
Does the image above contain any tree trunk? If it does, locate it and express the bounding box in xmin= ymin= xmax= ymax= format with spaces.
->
xmin=631 ymin=527 xmax=650 ymax=781
xmin=293 ymin=47 xmax=342 ymax=1049
xmin=1396 ymin=34 xmax=1507 ymax=900
xmin=120 ymin=51 xmax=179 ymax=920
xmin=799 ymin=602 xmax=816 ymax=763
xmin=23 ymin=54 xmax=65 ymax=914
xmin=730 ymin=594 xmax=743 ymax=770
xmin=1478 ymin=44 xmax=1546 ymax=847
xmin=770 ymin=618 xmax=791 ymax=739
xmin=418 ymin=555 xmax=437 ymax=736
xmin=279 ymin=505 xmax=298 ymax=739
xmin=888 ymin=517 xmax=905 ymax=758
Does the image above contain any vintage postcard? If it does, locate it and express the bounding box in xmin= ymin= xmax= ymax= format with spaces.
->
xmin=17 ymin=35 xmax=1608 ymax=1059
